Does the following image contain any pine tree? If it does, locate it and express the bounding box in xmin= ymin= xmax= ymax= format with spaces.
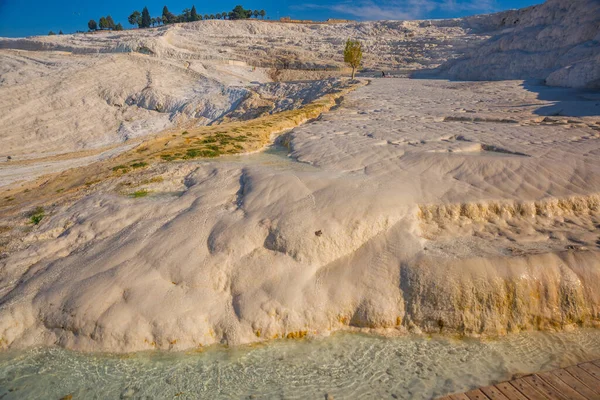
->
xmin=59 ymin=30 xmax=64 ymax=34
xmin=99 ymin=17 xmax=108 ymax=30
xmin=260 ymin=10 xmax=266 ymax=19
xmin=106 ymin=15 xmax=116 ymax=30
xmin=162 ymin=6 xmax=171 ymax=24
xmin=191 ymin=5 xmax=198 ymax=21
xmin=141 ymin=7 xmax=152 ymax=28
xmin=115 ymin=23 xmax=124 ymax=31
xmin=88 ymin=20 xmax=98 ymax=31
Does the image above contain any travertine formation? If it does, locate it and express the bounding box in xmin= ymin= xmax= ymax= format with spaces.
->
xmin=438 ymin=0 xmax=600 ymax=89
xmin=0 ymin=1 xmax=599 ymax=352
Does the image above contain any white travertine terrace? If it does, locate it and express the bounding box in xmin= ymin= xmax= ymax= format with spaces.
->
xmin=1 ymin=78 xmax=599 ymax=352
xmin=0 ymin=1 xmax=599 ymax=352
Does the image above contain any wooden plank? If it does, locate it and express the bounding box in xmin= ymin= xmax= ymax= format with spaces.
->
xmin=465 ymin=389 xmax=491 ymax=400
xmin=480 ymin=386 xmax=510 ymax=400
xmin=565 ymin=366 xmax=600 ymax=394
xmin=451 ymin=394 xmax=472 ymax=400
xmin=510 ymin=378 xmax=552 ymax=400
xmin=551 ymin=369 xmax=600 ymax=399
xmin=538 ymin=372 xmax=589 ymax=400
xmin=523 ymin=374 xmax=567 ymax=400
xmin=580 ymin=363 xmax=600 ymax=382
xmin=495 ymin=382 xmax=529 ymax=400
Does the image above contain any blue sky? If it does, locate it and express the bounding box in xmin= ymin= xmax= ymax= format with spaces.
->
xmin=0 ymin=0 xmax=543 ymax=37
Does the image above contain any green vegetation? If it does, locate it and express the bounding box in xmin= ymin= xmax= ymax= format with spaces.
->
xmin=29 ymin=207 xmax=45 ymax=225
xmin=157 ymin=131 xmax=255 ymax=162
xmin=130 ymin=161 xmax=148 ymax=169
xmin=130 ymin=190 xmax=149 ymax=198
xmin=344 ymin=39 xmax=363 ymax=80
xmin=128 ymin=11 xmax=141 ymax=27
xmin=87 ymin=4 xmax=266 ymax=31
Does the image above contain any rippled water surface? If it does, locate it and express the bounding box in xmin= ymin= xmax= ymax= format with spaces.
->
xmin=1 ymin=330 xmax=600 ymax=399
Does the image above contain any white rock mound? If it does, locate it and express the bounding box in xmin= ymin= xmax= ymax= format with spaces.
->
xmin=437 ymin=0 xmax=600 ymax=89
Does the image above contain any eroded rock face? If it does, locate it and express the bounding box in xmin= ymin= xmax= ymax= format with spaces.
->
xmin=437 ymin=0 xmax=600 ymax=89
xmin=1 ymin=79 xmax=599 ymax=352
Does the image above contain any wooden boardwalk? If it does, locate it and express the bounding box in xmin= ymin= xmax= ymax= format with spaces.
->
xmin=439 ymin=360 xmax=600 ymax=400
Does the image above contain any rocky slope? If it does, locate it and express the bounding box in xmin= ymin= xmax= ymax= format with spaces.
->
xmin=437 ymin=0 xmax=600 ymax=89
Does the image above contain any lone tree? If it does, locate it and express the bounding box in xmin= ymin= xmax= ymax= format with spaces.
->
xmin=141 ymin=7 xmax=152 ymax=28
xmin=260 ymin=10 xmax=266 ymax=19
xmin=344 ymin=39 xmax=362 ymax=80
xmin=191 ymin=5 xmax=199 ymax=21
xmin=88 ymin=19 xmax=97 ymax=30
xmin=128 ymin=11 xmax=141 ymax=27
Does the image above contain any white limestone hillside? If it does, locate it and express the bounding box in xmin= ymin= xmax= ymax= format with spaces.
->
xmin=0 ymin=19 xmax=501 ymax=165
xmin=0 ymin=19 xmax=495 ymax=70
xmin=438 ymin=0 xmax=600 ymax=89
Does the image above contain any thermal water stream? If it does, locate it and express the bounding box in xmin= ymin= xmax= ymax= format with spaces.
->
xmin=1 ymin=329 xmax=599 ymax=399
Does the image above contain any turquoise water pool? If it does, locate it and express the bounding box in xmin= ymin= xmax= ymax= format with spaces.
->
xmin=1 ymin=330 xmax=600 ymax=399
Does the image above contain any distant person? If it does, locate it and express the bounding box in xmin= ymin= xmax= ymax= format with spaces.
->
xmin=382 ymin=71 xmax=386 ymax=77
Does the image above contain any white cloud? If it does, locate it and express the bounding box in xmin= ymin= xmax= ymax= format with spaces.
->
xmin=292 ymin=0 xmax=498 ymax=21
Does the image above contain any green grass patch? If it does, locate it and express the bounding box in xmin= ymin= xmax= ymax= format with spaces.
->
xmin=29 ymin=206 xmax=45 ymax=225
xmin=184 ymin=148 xmax=221 ymax=159
xmin=130 ymin=162 xmax=148 ymax=169
xmin=160 ymin=154 xmax=177 ymax=161
xmin=130 ymin=190 xmax=149 ymax=198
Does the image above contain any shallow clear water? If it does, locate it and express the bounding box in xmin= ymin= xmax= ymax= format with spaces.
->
xmin=1 ymin=330 xmax=600 ymax=399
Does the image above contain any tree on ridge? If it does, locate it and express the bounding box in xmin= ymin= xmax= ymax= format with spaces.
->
xmin=129 ymin=11 xmax=141 ymax=27
xmin=141 ymin=7 xmax=152 ymax=28
xmin=99 ymin=17 xmax=108 ymax=30
xmin=106 ymin=15 xmax=116 ymax=29
xmin=88 ymin=20 xmax=97 ymax=31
